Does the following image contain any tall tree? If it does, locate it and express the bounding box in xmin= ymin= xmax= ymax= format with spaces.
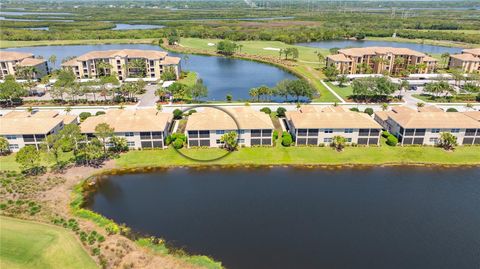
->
xmin=94 ymin=123 xmax=115 ymax=153
xmin=49 ymin=54 xmax=57 ymax=70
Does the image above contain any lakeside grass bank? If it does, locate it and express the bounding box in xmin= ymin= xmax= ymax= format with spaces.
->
xmin=0 ymin=216 xmax=97 ymax=269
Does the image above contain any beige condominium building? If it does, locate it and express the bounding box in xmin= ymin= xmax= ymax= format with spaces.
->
xmin=448 ymin=48 xmax=480 ymax=73
xmin=374 ymin=106 xmax=480 ymax=146
xmin=0 ymin=51 xmax=49 ymax=80
xmin=80 ymin=109 xmax=172 ymax=149
xmin=326 ymin=47 xmax=438 ymax=75
xmin=0 ymin=111 xmax=78 ymax=152
xmin=185 ymin=107 xmax=275 ymax=148
xmin=61 ymin=49 xmax=181 ymax=81
xmin=285 ymin=106 xmax=382 ymax=146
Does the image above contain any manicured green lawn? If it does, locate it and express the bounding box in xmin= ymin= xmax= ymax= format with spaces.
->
xmin=325 ymin=82 xmax=353 ymax=100
xmin=115 ymin=142 xmax=480 ymax=168
xmin=0 ymin=216 xmax=97 ymax=269
xmin=178 ymin=71 xmax=198 ymax=87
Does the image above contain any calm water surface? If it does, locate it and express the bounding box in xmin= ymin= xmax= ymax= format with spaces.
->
xmin=88 ymin=167 xmax=480 ymax=269
xmin=2 ymin=44 xmax=296 ymax=100
xmin=296 ymin=40 xmax=462 ymax=54
xmin=112 ymin=24 xmax=165 ymax=30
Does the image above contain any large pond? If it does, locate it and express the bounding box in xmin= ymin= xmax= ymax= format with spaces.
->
xmin=2 ymin=44 xmax=297 ymax=101
xmin=88 ymin=167 xmax=480 ymax=269
xmin=296 ymin=40 xmax=463 ymax=54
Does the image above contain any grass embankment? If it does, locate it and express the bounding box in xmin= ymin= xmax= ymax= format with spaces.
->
xmin=174 ymin=38 xmax=339 ymax=102
xmin=0 ymin=216 xmax=97 ymax=269
xmin=0 ymin=38 xmax=157 ymax=48
xmin=0 ymin=151 xmax=73 ymax=172
xmin=114 ymin=144 xmax=480 ymax=168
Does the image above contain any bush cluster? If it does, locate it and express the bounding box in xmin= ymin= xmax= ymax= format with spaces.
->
xmin=281 ymin=131 xmax=293 ymax=147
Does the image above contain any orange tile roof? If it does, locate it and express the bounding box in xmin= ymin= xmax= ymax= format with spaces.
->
xmin=80 ymin=109 xmax=172 ymax=133
xmin=74 ymin=49 xmax=168 ymax=62
xmin=338 ymin=47 xmax=426 ymax=58
xmin=462 ymin=48 xmax=480 ymax=56
xmin=327 ymin=54 xmax=352 ymax=62
xmin=18 ymin=57 xmax=47 ymax=66
xmin=286 ymin=110 xmax=381 ymax=129
xmin=0 ymin=51 xmax=33 ymax=61
xmin=185 ymin=107 xmax=274 ymax=131
xmin=389 ymin=112 xmax=480 ymax=128
xmin=450 ymin=53 xmax=480 ymax=62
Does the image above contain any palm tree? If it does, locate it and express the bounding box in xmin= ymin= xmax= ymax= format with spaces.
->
xmin=331 ymin=136 xmax=346 ymax=152
xmin=49 ymin=55 xmax=57 ymax=70
xmin=465 ymin=103 xmax=474 ymax=111
xmin=393 ymin=57 xmax=405 ymax=75
xmin=416 ymin=102 xmax=425 ymax=108
xmin=95 ymin=61 xmax=112 ymax=77
xmin=381 ymin=103 xmax=389 ymax=111
xmin=399 ymin=80 xmax=409 ymax=98
xmin=27 ymin=106 xmax=34 ymax=114
xmin=249 ymin=88 xmax=259 ymax=102
xmin=64 ymin=106 xmax=72 ymax=115
xmin=156 ymin=103 xmax=163 ymax=114
xmin=314 ymin=51 xmax=325 ymax=67
xmin=441 ymin=52 xmax=450 ymax=68
xmin=439 ymin=132 xmax=457 ymax=151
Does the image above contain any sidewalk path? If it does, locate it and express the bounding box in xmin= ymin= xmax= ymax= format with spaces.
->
xmin=137 ymin=85 xmax=158 ymax=107
xmin=320 ymin=80 xmax=346 ymax=103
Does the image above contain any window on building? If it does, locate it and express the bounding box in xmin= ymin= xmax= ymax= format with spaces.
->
xmin=344 ymin=129 xmax=354 ymax=133
xmin=429 ymin=138 xmax=439 ymax=144
xmin=346 ymin=138 xmax=352 ymax=143
xmin=431 ymin=129 xmax=440 ymax=133
xmin=127 ymin=141 xmax=135 ymax=147
xmin=308 ymin=129 xmax=319 ymax=136
xmin=124 ymin=132 xmax=134 ymax=137
xmin=152 ymin=141 xmax=163 ymax=148
xmin=262 ymin=138 xmax=271 ymax=145
xmin=262 ymin=129 xmax=272 ymax=137
xmin=188 ymin=131 xmax=198 ymax=138
xmin=297 ymin=129 xmax=307 ymax=136
xmin=463 ymin=137 xmax=474 ymax=145
xmin=451 ymin=129 xmax=460 ymax=133
xmin=404 ymin=129 xmax=415 ymax=136
xmin=237 ymin=139 xmax=245 ymax=144
xmin=359 ymin=129 xmax=370 ymax=136
xmin=415 ymin=129 xmax=426 ymax=136
xmin=307 ymin=138 xmax=318 ymax=145
xmin=23 ymin=135 xmax=35 ymax=142
xmin=140 ymin=132 xmax=151 ymax=140
xmin=370 ymin=129 xmax=380 ymax=136
xmin=199 ymin=131 xmax=210 ymax=138
xmin=215 ymin=130 xmax=225 ymax=135
xmin=199 ymin=140 xmax=210 ymax=147
xmin=324 ymin=129 xmax=333 ymax=134
xmin=8 ymin=144 xmax=19 ymax=150
xmin=151 ymin=132 xmax=162 ymax=139
xmin=251 ymin=129 xmax=262 ymax=137
xmin=465 ymin=129 xmax=477 ymax=136
xmin=5 ymin=135 xmax=16 ymax=140
xmin=141 ymin=141 xmax=152 ymax=148
xmin=251 ymin=139 xmax=261 ymax=145
xmin=324 ymin=138 xmax=332 ymax=143
xmin=216 ymin=139 xmax=224 ymax=144
xmin=358 ymin=138 xmax=368 ymax=145
xmin=189 ymin=140 xmax=199 ymax=147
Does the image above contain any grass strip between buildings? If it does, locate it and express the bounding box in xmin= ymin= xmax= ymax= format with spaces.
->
xmin=0 ymin=215 xmax=97 ymax=269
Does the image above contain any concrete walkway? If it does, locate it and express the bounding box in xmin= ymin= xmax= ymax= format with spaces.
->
xmin=137 ymin=85 xmax=158 ymax=107
xmin=320 ymin=80 xmax=346 ymax=103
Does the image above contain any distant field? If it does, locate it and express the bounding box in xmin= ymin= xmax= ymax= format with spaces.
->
xmin=0 ymin=39 xmax=156 ymax=49
xmin=0 ymin=216 xmax=97 ymax=269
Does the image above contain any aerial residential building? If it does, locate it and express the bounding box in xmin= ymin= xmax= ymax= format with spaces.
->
xmin=326 ymin=47 xmax=438 ymax=75
xmin=185 ymin=107 xmax=275 ymax=148
xmin=80 ymin=109 xmax=172 ymax=149
xmin=0 ymin=111 xmax=78 ymax=152
xmin=61 ymin=49 xmax=181 ymax=81
xmin=448 ymin=48 xmax=480 ymax=73
xmin=0 ymin=51 xmax=49 ymax=80
xmin=463 ymin=111 xmax=480 ymax=122
xmin=374 ymin=107 xmax=480 ymax=146
xmin=285 ymin=106 xmax=382 ymax=146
